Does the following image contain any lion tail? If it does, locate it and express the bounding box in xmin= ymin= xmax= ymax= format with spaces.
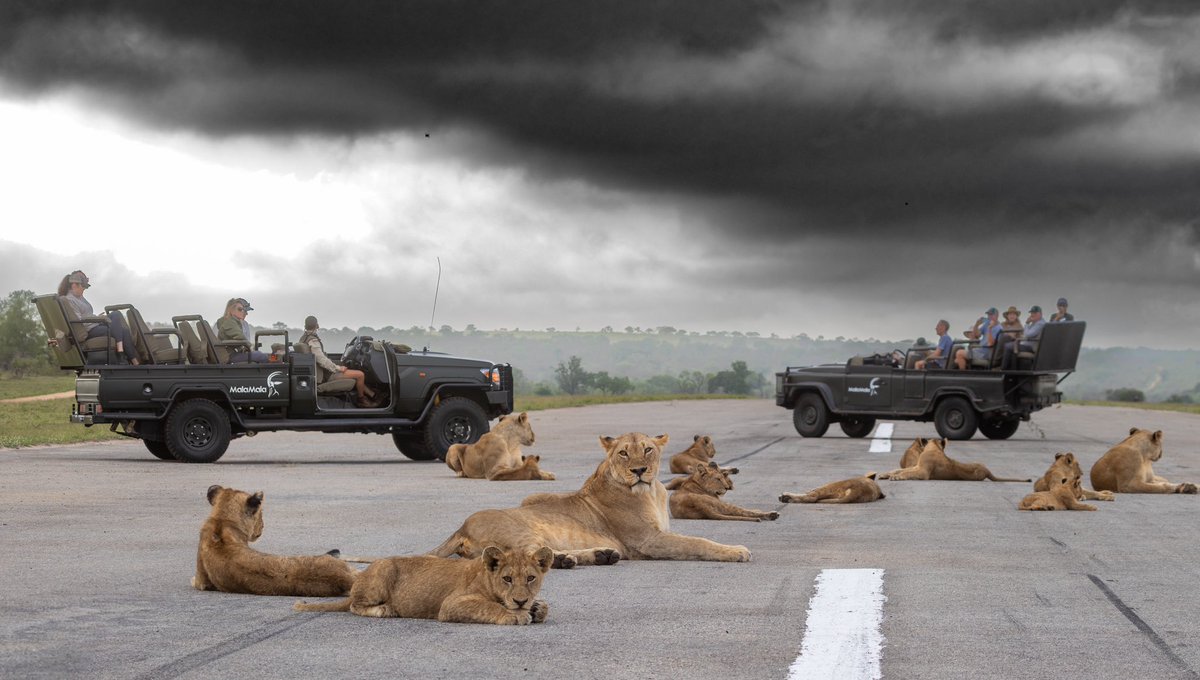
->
xmin=293 ymin=598 xmax=351 ymax=613
xmin=445 ymin=444 xmax=466 ymax=473
xmin=987 ymin=473 xmax=1034 ymax=483
xmin=428 ymin=531 xmax=466 ymax=558
xmin=663 ymin=476 xmax=686 ymax=490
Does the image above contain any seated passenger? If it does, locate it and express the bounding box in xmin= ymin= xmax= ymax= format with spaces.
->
xmin=1002 ymin=305 xmax=1047 ymax=370
xmin=54 ymin=270 xmax=139 ymax=365
xmin=299 ymin=316 xmax=379 ymax=407
xmin=903 ymin=337 xmax=931 ymax=369
xmin=955 ymin=307 xmax=1000 ymax=370
xmin=216 ymin=298 xmax=271 ymax=363
xmin=914 ymin=320 xmax=953 ymax=370
xmin=1050 ymin=297 xmax=1074 ymax=322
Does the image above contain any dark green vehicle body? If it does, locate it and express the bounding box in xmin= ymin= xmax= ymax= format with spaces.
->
xmin=775 ymin=321 xmax=1086 ymax=441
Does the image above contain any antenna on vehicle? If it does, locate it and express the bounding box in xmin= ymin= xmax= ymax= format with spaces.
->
xmin=425 ymin=257 xmax=441 ymax=352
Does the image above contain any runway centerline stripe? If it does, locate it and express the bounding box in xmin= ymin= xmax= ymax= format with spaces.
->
xmin=787 ymin=568 xmax=886 ymax=680
xmin=869 ymin=422 xmax=894 ymax=454
xmin=1088 ymin=574 xmax=1198 ymax=678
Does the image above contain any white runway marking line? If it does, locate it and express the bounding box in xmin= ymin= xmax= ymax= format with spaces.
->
xmin=787 ymin=568 xmax=886 ymax=680
xmin=868 ymin=422 xmax=893 ymax=454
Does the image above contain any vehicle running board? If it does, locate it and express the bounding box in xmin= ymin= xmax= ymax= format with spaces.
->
xmin=240 ymin=417 xmax=420 ymax=431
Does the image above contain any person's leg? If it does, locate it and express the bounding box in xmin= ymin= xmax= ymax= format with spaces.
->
xmin=106 ymin=313 xmax=139 ymax=364
xmin=341 ymin=368 xmax=375 ymax=401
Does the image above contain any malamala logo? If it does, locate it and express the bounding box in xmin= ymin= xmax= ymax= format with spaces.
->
xmin=229 ymin=371 xmax=286 ymax=398
xmin=847 ymin=377 xmax=881 ymax=397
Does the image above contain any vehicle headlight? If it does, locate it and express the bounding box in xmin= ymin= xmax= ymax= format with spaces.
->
xmin=480 ymin=367 xmax=501 ymax=386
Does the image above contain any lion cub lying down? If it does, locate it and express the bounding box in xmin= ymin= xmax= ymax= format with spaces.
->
xmin=669 ymin=434 xmax=718 ymax=474
xmin=295 ymin=546 xmax=553 ymax=625
xmin=446 ymin=412 xmax=555 ymax=481
xmin=1019 ymin=470 xmax=1097 ymax=511
xmin=871 ymin=438 xmax=1030 ymax=482
xmin=669 ymin=462 xmax=779 ymax=521
xmin=192 ymin=485 xmax=356 ymax=597
xmin=780 ymin=476 xmax=885 ymax=504
xmin=1034 ymin=453 xmax=1113 ymax=501
xmin=1090 ymin=428 xmax=1198 ymax=494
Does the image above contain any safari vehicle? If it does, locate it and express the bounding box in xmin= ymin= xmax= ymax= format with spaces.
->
xmin=775 ymin=321 xmax=1086 ymax=440
xmin=34 ymin=294 xmax=513 ymax=463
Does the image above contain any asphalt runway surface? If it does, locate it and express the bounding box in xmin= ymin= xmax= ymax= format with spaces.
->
xmin=2 ymin=401 xmax=1199 ymax=679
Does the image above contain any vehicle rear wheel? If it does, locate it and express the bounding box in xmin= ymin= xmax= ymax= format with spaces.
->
xmin=934 ymin=396 xmax=978 ymax=440
xmin=165 ymin=398 xmax=231 ymax=463
xmin=840 ymin=416 xmax=877 ymax=438
xmin=392 ymin=430 xmax=437 ymax=461
xmin=143 ymin=438 xmax=175 ymax=461
xmin=793 ymin=393 xmax=830 ymax=438
xmin=979 ymin=417 xmax=1020 ymax=440
xmin=422 ymin=397 xmax=490 ymax=461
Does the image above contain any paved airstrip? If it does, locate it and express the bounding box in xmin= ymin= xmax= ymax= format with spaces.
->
xmin=2 ymin=401 xmax=1198 ymax=679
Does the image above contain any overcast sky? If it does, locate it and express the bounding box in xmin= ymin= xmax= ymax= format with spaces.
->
xmin=1 ymin=1 xmax=1198 ymax=349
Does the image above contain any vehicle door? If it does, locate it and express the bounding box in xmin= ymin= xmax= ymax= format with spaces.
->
xmin=844 ymin=366 xmax=892 ymax=408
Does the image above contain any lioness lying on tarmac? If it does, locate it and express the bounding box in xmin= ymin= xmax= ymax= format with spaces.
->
xmin=446 ymin=412 xmax=555 ymax=481
xmin=1034 ymin=452 xmax=1114 ymax=501
xmin=669 ymin=462 xmax=779 ymax=521
xmin=192 ymin=485 xmax=356 ymax=596
xmin=664 ymin=465 xmax=739 ymax=490
xmin=780 ymin=476 xmax=885 ymax=504
xmin=669 ymin=434 xmax=718 ymax=474
xmin=430 ymin=433 xmax=752 ymax=568
xmin=1090 ymin=428 xmax=1198 ymax=494
xmin=295 ymin=546 xmax=553 ymax=625
xmin=870 ymin=438 xmax=1030 ymax=482
xmin=1019 ymin=470 xmax=1097 ymax=511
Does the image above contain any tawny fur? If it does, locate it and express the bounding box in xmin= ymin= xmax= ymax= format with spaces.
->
xmin=898 ymin=437 xmax=929 ymax=469
xmin=1090 ymin=428 xmax=1198 ymax=494
xmin=780 ymin=476 xmax=886 ymax=504
xmin=664 ymin=465 xmax=738 ymax=490
xmin=669 ymin=434 xmax=718 ymax=474
xmin=429 ymin=433 xmax=752 ymax=568
xmin=1019 ymin=472 xmax=1097 ymax=511
xmin=870 ymin=439 xmax=1031 ymax=482
xmin=295 ymin=546 xmax=553 ymax=625
xmin=445 ymin=412 xmax=554 ymax=480
xmin=191 ymin=485 xmax=356 ymax=596
xmin=1034 ymin=452 xmax=1114 ymax=501
xmin=669 ymin=462 xmax=779 ymax=521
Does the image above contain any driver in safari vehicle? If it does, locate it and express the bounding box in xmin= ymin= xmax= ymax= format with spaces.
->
xmin=298 ymin=315 xmax=379 ymax=407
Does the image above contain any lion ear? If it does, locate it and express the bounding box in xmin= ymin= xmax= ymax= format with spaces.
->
xmin=1054 ymin=452 xmax=1064 ymax=460
xmin=1129 ymin=427 xmax=1139 ymax=436
xmin=1152 ymin=430 xmax=1163 ymax=444
xmin=498 ymin=415 xmax=508 ymax=422
xmin=533 ymin=546 xmax=554 ymax=573
xmin=653 ymin=434 xmax=669 ymax=449
xmin=725 ymin=467 xmax=740 ymax=475
xmin=245 ymin=491 xmax=263 ymax=512
xmin=482 ymin=546 xmax=504 ymax=572
xmin=518 ymin=412 xmax=528 ymax=424
xmin=206 ymin=485 xmax=223 ymax=505
xmin=599 ymin=436 xmax=615 ymax=450
xmin=1064 ymin=453 xmax=1075 ymax=463
xmin=916 ymin=437 xmax=927 ymax=447
xmin=693 ymin=434 xmax=701 ymax=442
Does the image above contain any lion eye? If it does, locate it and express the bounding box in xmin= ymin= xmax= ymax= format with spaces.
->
xmin=502 ymin=576 xmax=512 ymax=583
xmin=526 ymin=575 xmax=535 ymax=583
xmin=618 ymin=450 xmax=629 ymax=458
xmin=644 ymin=447 xmax=653 ymax=454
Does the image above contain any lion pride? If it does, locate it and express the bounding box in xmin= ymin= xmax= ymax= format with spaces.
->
xmin=430 ymin=433 xmax=751 ymax=568
xmin=1019 ymin=470 xmax=1097 ymax=511
xmin=1090 ymin=428 xmax=1198 ymax=494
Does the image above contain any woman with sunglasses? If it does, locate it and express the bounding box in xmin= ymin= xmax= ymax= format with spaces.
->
xmin=216 ymin=297 xmax=271 ymax=363
xmin=55 ymin=270 xmax=140 ymax=365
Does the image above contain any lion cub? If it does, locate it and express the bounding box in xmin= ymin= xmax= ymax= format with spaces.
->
xmin=1090 ymin=428 xmax=1198 ymax=494
xmin=1019 ymin=471 xmax=1097 ymax=511
xmin=1034 ymin=452 xmax=1114 ymax=501
xmin=669 ymin=462 xmax=779 ymax=522
xmin=446 ymin=412 xmax=555 ymax=481
xmin=192 ymin=485 xmax=356 ymax=596
xmin=669 ymin=434 xmax=718 ymax=474
xmin=871 ymin=438 xmax=1030 ymax=482
xmin=295 ymin=546 xmax=553 ymax=625
xmin=780 ymin=476 xmax=885 ymax=504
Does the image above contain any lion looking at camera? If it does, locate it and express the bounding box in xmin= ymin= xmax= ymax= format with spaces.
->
xmin=445 ymin=412 xmax=554 ymax=481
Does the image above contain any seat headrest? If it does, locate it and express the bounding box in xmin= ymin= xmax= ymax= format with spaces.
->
xmin=291 ymin=341 xmax=311 ymax=354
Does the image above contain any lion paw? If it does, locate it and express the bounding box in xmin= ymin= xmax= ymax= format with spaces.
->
xmin=552 ymin=553 xmax=578 ymax=569
xmin=731 ymin=546 xmax=751 ymax=562
xmin=529 ymin=599 xmax=549 ymax=623
xmin=764 ymin=511 xmax=780 ymax=521
xmin=506 ymin=610 xmax=534 ymax=625
xmin=1177 ymin=483 xmax=1198 ymax=495
xmin=594 ymin=548 xmax=621 ymax=566
xmin=1096 ymin=490 xmax=1115 ymax=501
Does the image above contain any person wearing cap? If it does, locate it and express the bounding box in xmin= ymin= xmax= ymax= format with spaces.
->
xmin=915 ymin=320 xmax=953 ymax=370
xmin=1002 ymin=305 xmax=1047 ymax=369
xmin=955 ymin=307 xmax=1000 ymax=369
xmin=1051 ymin=297 xmax=1074 ymax=323
xmin=54 ymin=270 xmax=140 ymax=365
xmin=216 ymin=298 xmax=271 ymax=363
xmin=298 ymin=315 xmax=378 ymax=407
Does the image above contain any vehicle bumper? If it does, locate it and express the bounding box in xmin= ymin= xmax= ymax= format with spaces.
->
xmin=71 ymin=413 xmax=94 ymax=425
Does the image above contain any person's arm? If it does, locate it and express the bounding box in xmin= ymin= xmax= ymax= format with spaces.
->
xmin=215 ymin=316 xmax=249 ymax=344
xmin=307 ymin=337 xmax=343 ymax=376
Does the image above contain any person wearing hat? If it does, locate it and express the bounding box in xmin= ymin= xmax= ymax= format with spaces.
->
xmin=1050 ymin=297 xmax=1074 ymax=323
xmin=298 ymin=315 xmax=378 ymax=407
xmin=216 ymin=297 xmax=271 ymax=363
xmin=54 ymin=270 xmax=140 ymax=364
xmin=1002 ymin=305 xmax=1047 ymax=369
xmin=955 ymin=307 xmax=1001 ymax=369
xmin=915 ymin=320 xmax=954 ymax=370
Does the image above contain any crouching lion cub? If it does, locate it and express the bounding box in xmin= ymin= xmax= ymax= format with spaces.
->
xmin=780 ymin=476 xmax=885 ymax=504
xmin=1034 ymin=452 xmax=1113 ymax=501
xmin=1019 ymin=471 xmax=1097 ymax=511
xmin=192 ymin=485 xmax=356 ymax=596
xmin=295 ymin=546 xmax=553 ymax=625
xmin=1090 ymin=428 xmax=1198 ymax=494
xmin=446 ymin=412 xmax=555 ymax=481
xmin=669 ymin=462 xmax=779 ymax=521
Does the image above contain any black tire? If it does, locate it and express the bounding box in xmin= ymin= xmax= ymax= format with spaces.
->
xmin=422 ymin=397 xmax=490 ymax=461
xmin=165 ymin=398 xmax=231 ymax=463
xmin=840 ymin=416 xmax=877 ymax=438
xmin=792 ymin=393 xmax=830 ymax=438
xmin=392 ymin=430 xmax=437 ymax=461
xmin=934 ymin=396 xmax=978 ymax=440
xmin=979 ymin=417 xmax=1020 ymax=440
xmin=143 ymin=438 xmax=176 ymax=461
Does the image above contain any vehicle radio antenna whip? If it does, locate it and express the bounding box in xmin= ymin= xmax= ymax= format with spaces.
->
xmin=428 ymin=256 xmax=442 ymax=333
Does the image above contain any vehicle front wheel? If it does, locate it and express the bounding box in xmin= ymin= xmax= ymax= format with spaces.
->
xmin=979 ymin=417 xmax=1020 ymax=440
xmin=165 ymin=398 xmax=231 ymax=463
xmin=392 ymin=430 xmax=437 ymax=461
xmin=422 ymin=397 xmax=490 ymax=461
xmin=143 ymin=438 xmax=176 ymax=461
xmin=793 ymin=394 xmax=830 ymax=438
xmin=934 ymin=396 xmax=978 ymax=440
xmin=840 ymin=416 xmax=877 ymax=438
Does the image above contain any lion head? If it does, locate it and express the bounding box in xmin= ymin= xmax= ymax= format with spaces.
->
xmin=206 ymin=484 xmax=264 ymax=542
xmin=497 ymin=412 xmax=535 ymax=446
xmin=481 ymin=545 xmax=553 ymax=613
xmin=685 ymin=462 xmax=733 ymax=497
xmin=1125 ymin=427 xmax=1164 ymax=462
xmin=598 ymin=432 xmax=669 ymax=494
xmin=689 ymin=435 xmax=716 ymax=461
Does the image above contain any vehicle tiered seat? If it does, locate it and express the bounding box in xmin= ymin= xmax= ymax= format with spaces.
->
xmin=172 ymin=316 xmax=212 ymax=364
xmin=107 ymin=304 xmax=184 ymax=364
xmin=33 ymin=294 xmax=118 ymax=367
xmin=290 ymin=342 xmax=356 ymax=395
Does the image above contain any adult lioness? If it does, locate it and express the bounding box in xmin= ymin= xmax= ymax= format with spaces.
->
xmin=1090 ymin=428 xmax=1198 ymax=494
xmin=431 ymin=433 xmax=751 ymax=568
xmin=871 ymin=439 xmax=1030 ymax=482
xmin=192 ymin=485 xmax=356 ymax=596
xmin=295 ymin=546 xmax=553 ymax=625
xmin=669 ymin=462 xmax=779 ymax=521
xmin=446 ymin=412 xmax=554 ymax=481
xmin=1019 ymin=471 xmax=1097 ymax=511
xmin=780 ymin=476 xmax=885 ymax=504
xmin=1034 ymin=452 xmax=1113 ymax=501
xmin=669 ymin=434 xmax=717 ymax=474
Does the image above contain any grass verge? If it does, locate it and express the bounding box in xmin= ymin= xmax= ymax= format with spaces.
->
xmin=0 ymin=398 xmax=122 ymax=448
xmin=0 ymin=374 xmax=76 ymax=400
xmin=1066 ymin=400 xmax=1200 ymax=416
xmin=515 ymin=393 xmax=752 ymax=412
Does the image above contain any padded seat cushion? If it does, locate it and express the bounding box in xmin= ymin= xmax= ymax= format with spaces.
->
xmin=317 ymin=378 xmax=356 ymax=394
